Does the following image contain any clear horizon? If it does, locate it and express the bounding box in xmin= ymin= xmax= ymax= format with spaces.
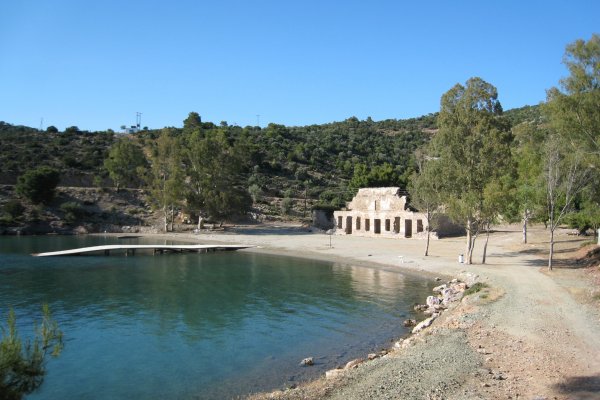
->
xmin=1 ymin=1 xmax=598 ymax=131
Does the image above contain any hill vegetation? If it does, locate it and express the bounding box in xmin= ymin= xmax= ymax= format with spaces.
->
xmin=0 ymin=104 xmax=543 ymax=231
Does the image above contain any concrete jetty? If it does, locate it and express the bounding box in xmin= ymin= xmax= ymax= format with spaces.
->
xmin=33 ymin=244 xmax=253 ymax=257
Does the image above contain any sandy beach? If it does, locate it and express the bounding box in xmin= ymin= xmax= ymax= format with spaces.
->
xmin=128 ymin=223 xmax=600 ymax=399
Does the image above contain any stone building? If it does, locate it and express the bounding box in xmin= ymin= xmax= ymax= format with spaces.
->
xmin=333 ymin=187 xmax=465 ymax=238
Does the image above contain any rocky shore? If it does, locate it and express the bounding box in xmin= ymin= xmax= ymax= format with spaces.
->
xmin=249 ymin=272 xmax=486 ymax=400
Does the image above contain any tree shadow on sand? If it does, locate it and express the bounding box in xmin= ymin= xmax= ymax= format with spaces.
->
xmin=553 ymin=375 xmax=600 ymax=399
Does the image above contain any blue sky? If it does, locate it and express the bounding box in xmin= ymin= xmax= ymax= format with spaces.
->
xmin=0 ymin=1 xmax=598 ymax=131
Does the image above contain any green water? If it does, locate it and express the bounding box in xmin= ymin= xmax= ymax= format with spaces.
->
xmin=0 ymin=236 xmax=433 ymax=399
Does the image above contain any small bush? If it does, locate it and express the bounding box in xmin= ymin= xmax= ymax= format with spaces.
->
xmin=0 ymin=215 xmax=14 ymax=225
xmin=248 ymin=184 xmax=263 ymax=203
xmin=464 ymin=282 xmax=489 ymax=296
xmin=281 ymin=197 xmax=293 ymax=215
xmin=4 ymin=200 xmax=25 ymax=218
xmin=60 ymin=201 xmax=84 ymax=224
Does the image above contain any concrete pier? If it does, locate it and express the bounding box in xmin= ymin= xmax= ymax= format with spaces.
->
xmin=33 ymin=244 xmax=252 ymax=257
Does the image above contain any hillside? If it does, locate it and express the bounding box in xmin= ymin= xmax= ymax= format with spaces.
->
xmin=0 ymin=105 xmax=543 ymax=233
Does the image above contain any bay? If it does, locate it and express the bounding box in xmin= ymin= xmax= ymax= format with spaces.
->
xmin=0 ymin=236 xmax=433 ymax=399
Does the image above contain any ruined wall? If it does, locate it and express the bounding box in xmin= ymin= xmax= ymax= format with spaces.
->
xmin=332 ymin=187 xmax=450 ymax=239
xmin=347 ymin=187 xmax=407 ymax=212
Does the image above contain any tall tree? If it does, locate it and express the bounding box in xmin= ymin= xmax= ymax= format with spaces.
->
xmin=432 ymin=77 xmax=513 ymax=264
xmin=543 ymin=135 xmax=591 ymax=270
xmin=511 ymin=122 xmax=548 ymax=243
xmin=543 ymin=34 xmax=600 ymax=268
xmin=103 ymin=139 xmax=148 ymax=190
xmin=184 ymin=129 xmax=251 ymax=222
xmin=182 ymin=112 xmax=202 ymax=137
xmin=408 ymin=157 xmax=443 ymax=256
xmin=148 ymin=129 xmax=184 ymax=232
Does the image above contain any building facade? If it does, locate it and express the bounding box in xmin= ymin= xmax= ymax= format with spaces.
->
xmin=333 ymin=187 xmax=427 ymax=238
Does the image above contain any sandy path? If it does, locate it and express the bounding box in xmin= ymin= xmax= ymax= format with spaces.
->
xmin=134 ymin=224 xmax=600 ymax=399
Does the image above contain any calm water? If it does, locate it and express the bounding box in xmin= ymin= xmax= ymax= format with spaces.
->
xmin=0 ymin=236 xmax=433 ymax=399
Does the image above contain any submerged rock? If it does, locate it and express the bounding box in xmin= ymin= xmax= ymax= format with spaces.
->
xmin=299 ymin=357 xmax=314 ymax=366
xmin=403 ymin=319 xmax=417 ymax=327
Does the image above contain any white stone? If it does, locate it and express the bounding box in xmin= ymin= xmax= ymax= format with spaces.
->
xmin=412 ymin=316 xmax=435 ymax=333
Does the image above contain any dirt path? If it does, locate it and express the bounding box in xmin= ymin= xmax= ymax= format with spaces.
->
xmin=457 ymin=229 xmax=600 ymax=399
xmin=129 ymin=224 xmax=600 ymax=399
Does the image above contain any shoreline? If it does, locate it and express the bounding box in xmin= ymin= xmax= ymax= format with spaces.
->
xmin=88 ymin=225 xmax=600 ymax=398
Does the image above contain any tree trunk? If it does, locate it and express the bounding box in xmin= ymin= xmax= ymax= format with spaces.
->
xmin=425 ymin=228 xmax=430 ymax=256
xmin=465 ymin=218 xmax=472 ymax=264
xmin=548 ymin=208 xmax=555 ymax=270
xmin=482 ymin=225 xmax=490 ymax=264
xmin=522 ymin=210 xmax=529 ymax=244
xmin=548 ymin=227 xmax=555 ymax=271
xmin=170 ymin=207 xmax=175 ymax=232
xmin=468 ymin=232 xmax=477 ymax=264
xmin=163 ymin=206 xmax=168 ymax=232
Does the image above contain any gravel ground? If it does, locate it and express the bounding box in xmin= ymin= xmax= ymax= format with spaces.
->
xmin=327 ymin=330 xmax=481 ymax=400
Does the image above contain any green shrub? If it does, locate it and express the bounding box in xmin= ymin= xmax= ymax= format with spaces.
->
xmin=60 ymin=201 xmax=84 ymax=224
xmin=15 ymin=167 xmax=60 ymax=204
xmin=281 ymin=197 xmax=293 ymax=215
xmin=248 ymin=184 xmax=263 ymax=203
xmin=464 ymin=282 xmax=489 ymax=296
xmin=4 ymin=200 xmax=25 ymax=218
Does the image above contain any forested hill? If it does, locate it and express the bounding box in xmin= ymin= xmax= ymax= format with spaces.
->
xmin=0 ymin=104 xmax=542 ymax=207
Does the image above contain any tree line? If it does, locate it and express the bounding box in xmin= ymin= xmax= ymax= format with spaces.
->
xmin=409 ymin=34 xmax=600 ymax=270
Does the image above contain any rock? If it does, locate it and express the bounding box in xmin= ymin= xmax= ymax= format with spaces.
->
xmin=426 ymin=295 xmax=441 ymax=308
xmin=325 ymin=368 xmax=344 ymax=379
xmin=435 ymin=277 xmax=442 ymax=281
xmin=412 ymin=316 xmax=435 ymax=333
xmin=414 ymin=304 xmax=428 ymax=312
xmin=403 ymin=319 xmax=416 ymax=327
xmin=432 ymin=284 xmax=447 ymax=293
xmin=368 ymin=353 xmax=378 ymax=360
xmin=299 ymin=357 xmax=314 ymax=366
xmin=344 ymin=358 xmax=364 ymax=369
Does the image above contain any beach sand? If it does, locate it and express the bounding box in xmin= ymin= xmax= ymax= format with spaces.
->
xmin=117 ymin=223 xmax=600 ymax=399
